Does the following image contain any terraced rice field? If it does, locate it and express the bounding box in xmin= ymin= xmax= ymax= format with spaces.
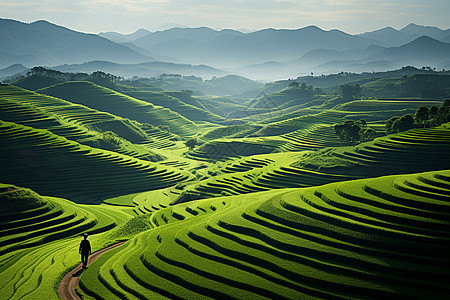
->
xmin=336 ymin=99 xmax=443 ymax=112
xmin=178 ymin=123 xmax=450 ymax=202
xmin=121 ymin=89 xmax=227 ymax=124
xmin=189 ymin=106 xmax=411 ymax=161
xmin=0 ymin=84 xmax=148 ymax=144
xmin=190 ymin=123 xmax=339 ymax=161
xmin=78 ymin=169 xmax=450 ymax=299
xmin=1 ymin=78 xmax=449 ymax=299
xmin=0 ymin=183 xmax=133 ymax=299
xmin=38 ymin=81 xmax=199 ymax=137
xmin=295 ymin=123 xmax=450 ymax=176
xmin=0 ymin=120 xmax=191 ymax=203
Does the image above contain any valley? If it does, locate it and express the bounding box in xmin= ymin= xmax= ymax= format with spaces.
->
xmin=0 ymin=64 xmax=449 ymax=299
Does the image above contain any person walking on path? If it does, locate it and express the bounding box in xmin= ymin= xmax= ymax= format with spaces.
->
xmin=79 ymin=233 xmax=91 ymax=269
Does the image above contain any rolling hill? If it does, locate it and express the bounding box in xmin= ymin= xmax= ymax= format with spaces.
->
xmin=1 ymin=53 xmax=450 ymax=300
xmin=176 ymin=123 xmax=450 ymax=202
xmin=78 ymin=169 xmax=450 ymax=299
xmin=37 ymin=81 xmax=199 ymax=137
xmin=0 ymin=84 xmax=149 ymax=143
xmin=0 ymin=120 xmax=190 ymax=203
xmin=118 ymin=88 xmax=229 ymax=124
xmin=0 ymin=183 xmax=134 ymax=299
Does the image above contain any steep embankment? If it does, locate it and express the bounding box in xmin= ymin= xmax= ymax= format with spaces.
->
xmin=0 ymin=120 xmax=191 ymax=203
xmin=121 ymin=89 xmax=229 ymax=124
xmin=178 ymin=123 xmax=450 ymax=202
xmin=38 ymin=81 xmax=199 ymax=137
xmin=0 ymin=84 xmax=148 ymax=143
xmin=79 ymin=169 xmax=450 ymax=299
xmin=0 ymin=183 xmax=132 ymax=300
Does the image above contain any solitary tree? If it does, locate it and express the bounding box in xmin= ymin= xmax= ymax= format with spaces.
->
xmin=185 ymin=138 xmax=198 ymax=150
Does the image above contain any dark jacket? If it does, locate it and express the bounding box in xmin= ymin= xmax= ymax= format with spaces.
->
xmin=79 ymin=239 xmax=91 ymax=254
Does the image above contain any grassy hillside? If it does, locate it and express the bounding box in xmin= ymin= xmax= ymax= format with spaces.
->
xmin=361 ymin=74 xmax=450 ymax=98
xmin=79 ymin=169 xmax=450 ymax=299
xmin=295 ymin=122 xmax=450 ymax=175
xmin=187 ymin=113 xmax=343 ymax=161
xmin=0 ymin=120 xmax=191 ymax=203
xmin=249 ymin=87 xmax=323 ymax=109
xmin=179 ymin=123 xmax=450 ymax=202
xmin=118 ymin=88 xmax=229 ymax=124
xmin=0 ymin=84 xmax=170 ymax=161
xmin=0 ymin=183 xmax=135 ymax=299
xmin=37 ymin=81 xmax=199 ymax=137
xmin=336 ymin=99 xmax=443 ymax=112
xmin=121 ymin=74 xmax=264 ymax=97
xmin=0 ymin=84 xmax=148 ymax=143
xmin=2 ymin=69 xmax=449 ymax=299
xmin=11 ymin=75 xmax=63 ymax=91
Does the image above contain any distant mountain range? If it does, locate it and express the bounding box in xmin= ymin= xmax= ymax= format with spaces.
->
xmin=98 ymin=28 xmax=152 ymax=43
xmin=0 ymin=19 xmax=153 ymax=67
xmin=1 ymin=18 xmax=449 ymax=81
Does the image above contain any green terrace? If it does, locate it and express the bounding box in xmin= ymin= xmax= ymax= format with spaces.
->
xmin=177 ymin=123 xmax=450 ymax=202
xmin=0 ymin=120 xmax=191 ymax=203
xmin=37 ymin=81 xmax=199 ymax=137
xmin=119 ymin=88 xmax=229 ymax=124
xmin=0 ymin=183 xmax=134 ymax=299
xmin=0 ymin=84 xmax=149 ymax=143
xmin=78 ymin=169 xmax=450 ymax=299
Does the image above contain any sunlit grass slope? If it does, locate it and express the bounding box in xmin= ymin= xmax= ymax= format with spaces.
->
xmin=180 ymin=123 xmax=450 ymax=202
xmin=336 ymin=99 xmax=443 ymax=112
xmin=295 ymin=122 xmax=450 ymax=175
xmin=38 ymin=81 xmax=199 ymax=137
xmin=191 ymin=97 xmax=445 ymax=161
xmin=249 ymin=88 xmax=323 ymax=109
xmin=188 ymin=122 xmax=341 ymax=161
xmin=0 ymin=84 xmax=148 ymax=143
xmin=0 ymin=120 xmax=190 ymax=203
xmin=80 ymin=169 xmax=450 ymax=299
xmin=0 ymin=183 xmax=134 ymax=300
xmin=120 ymin=89 xmax=229 ymax=124
xmin=0 ymin=91 xmax=164 ymax=161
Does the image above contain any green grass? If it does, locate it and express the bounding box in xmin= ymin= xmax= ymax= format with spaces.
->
xmin=178 ymin=123 xmax=450 ymax=202
xmin=38 ymin=81 xmax=199 ymax=137
xmin=0 ymin=84 xmax=149 ymax=143
xmin=336 ymin=99 xmax=443 ymax=112
xmin=0 ymin=84 xmax=169 ymax=162
xmin=0 ymin=183 xmax=134 ymax=300
xmin=249 ymin=88 xmax=324 ymax=109
xmin=0 ymin=120 xmax=191 ymax=203
xmin=120 ymin=89 xmax=229 ymax=124
xmin=295 ymin=122 xmax=450 ymax=176
xmin=78 ymin=169 xmax=450 ymax=299
xmin=2 ymin=74 xmax=450 ymax=299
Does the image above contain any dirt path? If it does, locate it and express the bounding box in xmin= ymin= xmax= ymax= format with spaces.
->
xmin=59 ymin=241 xmax=126 ymax=300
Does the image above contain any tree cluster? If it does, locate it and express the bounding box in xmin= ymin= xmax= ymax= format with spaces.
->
xmin=339 ymin=84 xmax=361 ymax=99
xmin=27 ymin=66 xmax=87 ymax=81
xmin=385 ymin=100 xmax=450 ymax=134
xmin=24 ymin=67 xmax=123 ymax=88
xmin=334 ymin=119 xmax=377 ymax=145
xmin=287 ymin=81 xmax=323 ymax=96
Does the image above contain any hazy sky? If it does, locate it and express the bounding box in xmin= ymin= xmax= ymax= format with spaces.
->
xmin=1 ymin=0 xmax=449 ymax=34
